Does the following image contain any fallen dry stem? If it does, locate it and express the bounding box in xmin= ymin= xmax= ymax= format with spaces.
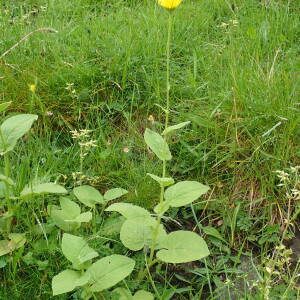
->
xmin=0 ymin=27 xmax=58 ymax=60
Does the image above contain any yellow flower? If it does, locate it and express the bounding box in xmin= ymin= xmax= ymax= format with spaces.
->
xmin=29 ymin=84 xmax=36 ymax=92
xmin=123 ymin=146 xmax=130 ymax=153
xmin=158 ymin=0 xmax=182 ymax=10
xmin=147 ymin=115 xmax=155 ymax=122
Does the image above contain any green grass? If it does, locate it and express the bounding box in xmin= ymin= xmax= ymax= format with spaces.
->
xmin=0 ymin=0 xmax=300 ymax=299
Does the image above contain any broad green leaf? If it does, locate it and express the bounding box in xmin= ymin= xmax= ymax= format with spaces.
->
xmin=164 ymin=181 xmax=209 ymax=207
xmin=73 ymin=185 xmax=104 ymax=208
xmin=52 ymin=269 xmax=81 ymax=296
xmin=60 ymin=197 xmax=80 ymax=219
xmin=162 ymin=121 xmax=191 ymax=136
xmin=202 ymin=226 xmax=226 ymax=243
xmin=50 ymin=209 xmax=80 ymax=232
xmin=61 ymin=233 xmax=98 ymax=269
xmin=101 ymin=216 xmax=125 ymax=237
xmin=120 ymin=219 xmax=166 ymax=251
xmin=86 ymin=255 xmax=135 ymax=292
xmin=156 ymin=231 xmax=210 ymax=263
xmin=8 ymin=233 xmax=26 ymax=249
xmin=105 ymin=203 xmax=151 ymax=222
xmin=112 ymin=288 xmax=132 ymax=300
xmin=144 ymin=128 xmax=172 ymax=161
xmin=20 ymin=182 xmax=67 ymax=198
xmin=0 ymin=114 xmax=38 ymax=153
xmin=0 ymin=240 xmax=10 ymax=256
xmin=74 ymin=212 xmax=92 ymax=223
xmin=133 ymin=290 xmax=154 ymax=300
xmin=49 ymin=198 xmax=91 ymax=231
xmin=0 ymin=233 xmax=26 ymax=256
xmin=0 ymin=174 xmax=14 ymax=186
xmin=147 ymin=173 xmax=174 ymax=187
xmin=104 ymin=188 xmax=128 ymax=201
xmin=0 ymin=102 xmax=11 ymax=113
xmin=153 ymin=201 xmax=170 ymax=215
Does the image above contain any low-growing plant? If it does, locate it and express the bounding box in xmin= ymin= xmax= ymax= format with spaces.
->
xmin=49 ymin=1 xmax=211 ymax=298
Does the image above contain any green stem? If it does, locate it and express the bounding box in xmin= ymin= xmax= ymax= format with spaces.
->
xmin=147 ymin=10 xmax=173 ymax=275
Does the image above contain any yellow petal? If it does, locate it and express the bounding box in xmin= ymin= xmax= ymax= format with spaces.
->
xmin=158 ymin=0 xmax=182 ymax=10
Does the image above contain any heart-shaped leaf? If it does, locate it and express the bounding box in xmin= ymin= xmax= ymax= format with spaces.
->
xmin=86 ymin=255 xmax=135 ymax=292
xmin=73 ymin=185 xmax=104 ymax=208
xmin=144 ymin=128 xmax=172 ymax=161
xmin=120 ymin=219 xmax=166 ymax=251
xmin=156 ymin=231 xmax=210 ymax=263
xmin=164 ymin=181 xmax=209 ymax=207
xmin=105 ymin=203 xmax=151 ymax=222
xmin=50 ymin=198 xmax=91 ymax=232
xmin=62 ymin=233 xmax=98 ymax=269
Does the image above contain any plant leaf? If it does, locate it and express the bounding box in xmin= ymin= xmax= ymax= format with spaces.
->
xmin=105 ymin=203 xmax=152 ymax=222
xmin=144 ymin=128 xmax=172 ymax=161
xmin=60 ymin=197 xmax=80 ymax=219
xmin=0 ymin=102 xmax=11 ymax=113
xmin=156 ymin=231 xmax=210 ymax=263
xmin=8 ymin=233 xmax=26 ymax=249
xmin=104 ymin=188 xmax=128 ymax=201
xmin=52 ymin=269 xmax=81 ymax=296
xmin=202 ymin=226 xmax=226 ymax=243
xmin=147 ymin=173 xmax=174 ymax=187
xmin=50 ymin=209 xmax=80 ymax=232
xmin=112 ymin=288 xmax=132 ymax=300
xmin=73 ymin=185 xmax=104 ymax=208
xmin=120 ymin=219 xmax=166 ymax=251
xmin=164 ymin=181 xmax=209 ymax=207
xmin=153 ymin=201 xmax=170 ymax=215
xmin=0 ymin=174 xmax=14 ymax=186
xmin=61 ymin=233 xmax=98 ymax=269
xmin=0 ymin=240 xmax=11 ymax=256
xmin=0 ymin=233 xmax=26 ymax=256
xmin=20 ymin=182 xmax=67 ymax=198
xmin=74 ymin=212 xmax=93 ymax=223
xmin=86 ymin=255 xmax=135 ymax=292
xmin=162 ymin=121 xmax=191 ymax=136
xmin=133 ymin=290 xmax=154 ymax=300
xmin=0 ymin=114 xmax=38 ymax=153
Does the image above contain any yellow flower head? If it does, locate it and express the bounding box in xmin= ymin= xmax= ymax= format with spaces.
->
xmin=147 ymin=115 xmax=155 ymax=122
xmin=123 ymin=146 xmax=130 ymax=153
xmin=158 ymin=0 xmax=182 ymax=10
xmin=29 ymin=84 xmax=36 ymax=92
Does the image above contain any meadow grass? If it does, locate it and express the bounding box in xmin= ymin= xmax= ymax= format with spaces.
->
xmin=0 ymin=0 xmax=300 ymax=299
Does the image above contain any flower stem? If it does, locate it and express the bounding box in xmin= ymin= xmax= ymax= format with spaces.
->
xmin=147 ymin=10 xmax=173 ymax=271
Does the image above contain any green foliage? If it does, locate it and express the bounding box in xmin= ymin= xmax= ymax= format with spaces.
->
xmin=0 ymin=233 xmax=26 ymax=256
xmin=49 ymin=197 xmax=92 ymax=232
xmin=164 ymin=181 xmax=210 ymax=207
xmin=156 ymin=231 xmax=210 ymax=263
xmin=61 ymin=233 xmax=98 ymax=269
xmin=73 ymin=185 xmax=105 ymax=208
xmin=0 ymin=114 xmax=38 ymax=153
xmin=144 ymin=128 xmax=172 ymax=161
xmin=20 ymin=182 xmax=67 ymax=198
xmin=85 ymin=255 xmax=135 ymax=292
xmin=52 ymin=233 xmax=135 ymax=297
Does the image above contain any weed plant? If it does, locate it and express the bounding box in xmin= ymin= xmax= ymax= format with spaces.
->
xmin=0 ymin=0 xmax=299 ymax=299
